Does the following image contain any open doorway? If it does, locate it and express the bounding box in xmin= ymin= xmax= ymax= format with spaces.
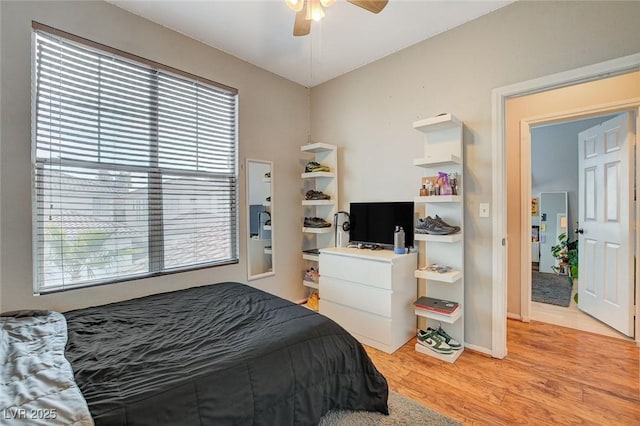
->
xmin=528 ymin=116 xmax=632 ymax=340
xmin=490 ymin=58 xmax=640 ymax=359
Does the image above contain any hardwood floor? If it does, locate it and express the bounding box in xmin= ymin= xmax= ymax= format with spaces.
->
xmin=531 ymin=277 xmax=629 ymax=340
xmin=364 ymin=319 xmax=640 ymax=425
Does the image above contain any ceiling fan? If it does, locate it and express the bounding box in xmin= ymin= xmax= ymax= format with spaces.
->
xmin=285 ymin=0 xmax=389 ymax=36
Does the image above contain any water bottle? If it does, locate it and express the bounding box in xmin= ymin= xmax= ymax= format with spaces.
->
xmin=394 ymin=226 xmax=406 ymax=254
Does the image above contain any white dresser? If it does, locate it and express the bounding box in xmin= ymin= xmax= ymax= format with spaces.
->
xmin=319 ymin=247 xmax=417 ymax=354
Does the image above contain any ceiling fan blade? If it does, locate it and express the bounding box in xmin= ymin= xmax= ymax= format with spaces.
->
xmin=293 ymin=3 xmax=311 ymax=36
xmin=347 ymin=0 xmax=388 ymax=14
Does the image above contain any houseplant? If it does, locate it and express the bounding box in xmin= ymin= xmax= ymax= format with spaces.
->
xmin=551 ymin=232 xmax=578 ymax=280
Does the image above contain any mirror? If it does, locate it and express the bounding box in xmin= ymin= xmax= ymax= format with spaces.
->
xmin=246 ymin=159 xmax=274 ymax=280
xmin=537 ymin=191 xmax=568 ymax=273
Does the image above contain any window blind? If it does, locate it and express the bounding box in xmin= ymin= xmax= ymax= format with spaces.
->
xmin=33 ymin=26 xmax=238 ymax=293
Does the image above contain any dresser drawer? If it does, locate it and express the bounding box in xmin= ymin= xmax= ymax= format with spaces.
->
xmin=321 ymin=276 xmax=392 ymax=317
xmin=320 ymin=300 xmax=391 ymax=345
xmin=320 ymin=253 xmax=392 ymax=289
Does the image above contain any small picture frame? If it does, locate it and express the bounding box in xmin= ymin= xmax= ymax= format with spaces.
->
xmin=531 ymin=197 xmax=539 ymax=216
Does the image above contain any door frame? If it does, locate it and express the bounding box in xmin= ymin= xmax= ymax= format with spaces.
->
xmin=519 ymin=107 xmax=638 ymax=324
xmin=491 ymin=53 xmax=640 ymax=358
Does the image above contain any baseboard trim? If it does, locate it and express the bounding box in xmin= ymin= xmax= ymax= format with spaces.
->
xmin=463 ymin=343 xmax=493 ymax=357
xmin=507 ymin=312 xmax=521 ymax=320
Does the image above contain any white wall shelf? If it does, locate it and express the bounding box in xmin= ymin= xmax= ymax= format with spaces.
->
xmin=413 ymin=155 xmax=461 ymax=168
xmin=301 ymin=142 xmax=335 ymax=153
xmin=414 ymin=195 xmax=461 ymax=204
xmin=302 ymin=227 xmax=333 ymax=234
xmin=414 ymin=233 xmax=463 ymax=243
xmin=302 ymin=280 xmax=319 ymax=290
xmin=302 ymin=253 xmax=320 ymax=262
xmin=415 ymin=343 xmax=464 ymax=363
xmin=414 ymin=269 xmax=462 ymax=283
xmin=413 ymin=113 xmax=462 ymax=132
xmin=412 ymin=113 xmax=465 ymax=364
xmin=302 ymin=200 xmax=335 ymax=206
xmin=301 ymin=171 xmax=336 ymax=179
xmin=414 ymin=307 xmax=463 ymax=324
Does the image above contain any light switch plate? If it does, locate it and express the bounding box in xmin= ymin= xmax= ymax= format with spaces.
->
xmin=479 ymin=203 xmax=490 ymax=218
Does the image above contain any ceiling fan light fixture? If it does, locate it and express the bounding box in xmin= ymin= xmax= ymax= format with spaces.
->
xmin=285 ymin=0 xmax=305 ymax=12
xmin=306 ymin=0 xmax=325 ymax=22
xmin=320 ymin=0 xmax=335 ymax=7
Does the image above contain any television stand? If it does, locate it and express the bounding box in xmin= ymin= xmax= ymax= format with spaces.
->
xmin=318 ymin=247 xmax=417 ymax=354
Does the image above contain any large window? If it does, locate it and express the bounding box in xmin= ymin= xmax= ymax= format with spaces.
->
xmin=32 ymin=23 xmax=238 ymax=293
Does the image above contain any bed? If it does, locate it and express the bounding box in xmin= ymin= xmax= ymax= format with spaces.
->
xmin=2 ymin=282 xmax=388 ymax=425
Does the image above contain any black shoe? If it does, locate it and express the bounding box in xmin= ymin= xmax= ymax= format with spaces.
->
xmin=434 ymin=215 xmax=460 ymax=232
xmin=415 ymin=217 xmax=458 ymax=235
xmin=304 ymin=217 xmax=331 ymax=228
xmin=305 ymin=161 xmax=331 ymax=173
xmin=305 ymin=190 xmax=331 ymax=200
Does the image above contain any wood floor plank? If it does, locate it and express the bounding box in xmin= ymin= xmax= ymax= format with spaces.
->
xmin=364 ymin=319 xmax=640 ymax=425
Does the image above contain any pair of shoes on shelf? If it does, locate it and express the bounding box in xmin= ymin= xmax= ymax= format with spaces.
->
xmin=304 ymin=161 xmax=331 ymax=173
xmin=304 ymin=267 xmax=319 ymax=282
xmin=304 ymin=217 xmax=331 ymax=228
xmin=417 ymin=327 xmax=462 ymax=354
xmin=305 ymin=190 xmax=331 ymax=200
xmin=415 ymin=215 xmax=460 ymax=235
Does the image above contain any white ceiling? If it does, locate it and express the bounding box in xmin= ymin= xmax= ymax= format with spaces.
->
xmin=108 ymin=0 xmax=514 ymax=87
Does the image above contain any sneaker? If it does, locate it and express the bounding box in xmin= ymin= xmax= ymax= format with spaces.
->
xmin=305 ymin=161 xmax=331 ymax=173
xmin=415 ymin=216 xmax=458 ymax=235
xmin=434 ymin=215 xmax=461 ymax=232
xmin=304 ymin=267 xmax=319 ymax=282
xmin=304 ymin=217 xmax=331 ymax=228
xmin=417 ymin=329 xmax=454 ymax=354
xmin=434 ymin=326 xmax=462 ymax=350
xmin=304 ymin=190 xmax=331 ymax=200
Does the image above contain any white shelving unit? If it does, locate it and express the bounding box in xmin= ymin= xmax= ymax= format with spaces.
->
xmin=301 ymin=143 xmax=338 ymax=311
xmin=412 ymin=113 xmax=465 ymax=363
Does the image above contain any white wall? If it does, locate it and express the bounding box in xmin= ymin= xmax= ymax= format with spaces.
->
xmin=310 ymin=1 xmax=640 ymax=351
xmin=0 ymin=1 xmax=309 ymax=312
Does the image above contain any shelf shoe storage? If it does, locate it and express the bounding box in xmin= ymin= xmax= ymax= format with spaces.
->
xmin=301 ymin=143 xmax=338 ymax=306
xmin=412 ymin=114 xmax=465 ymax=363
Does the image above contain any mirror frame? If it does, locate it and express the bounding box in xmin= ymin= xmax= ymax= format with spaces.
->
xmin=246 ymin=159 xmax=275 ymax=281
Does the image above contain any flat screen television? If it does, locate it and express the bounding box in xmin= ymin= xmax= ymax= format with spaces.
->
xmin=349 ymin=201 xmax=414 ymax=248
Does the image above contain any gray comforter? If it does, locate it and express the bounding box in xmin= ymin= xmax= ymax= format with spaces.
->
xmin=63 ymin=282 xmax=389 ymax=425
xmin=0 ymin=311 xmax=93 ymax=425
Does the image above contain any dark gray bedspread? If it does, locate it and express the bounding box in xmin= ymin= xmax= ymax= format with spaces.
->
xmin=63 ymin=282 xmax=388 ymax=425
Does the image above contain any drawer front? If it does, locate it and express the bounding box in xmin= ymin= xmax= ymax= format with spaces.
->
xmin=320 ymin=254 xmax=392 ymax=289
xmin=320 ymin=300 xmax=391 ymax=345
xmin=321 ymin=276 xmax=392 ymax=317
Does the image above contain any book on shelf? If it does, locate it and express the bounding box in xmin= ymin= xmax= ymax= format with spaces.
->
xmin=414 ymin=296 xmax=459 ymax=315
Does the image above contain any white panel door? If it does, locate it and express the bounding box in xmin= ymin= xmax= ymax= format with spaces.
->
xmin=577 ymin=112 xmax=634 ymax=337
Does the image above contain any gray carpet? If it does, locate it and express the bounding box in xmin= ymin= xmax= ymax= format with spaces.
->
xmin=532 ymin=271 xmax=572 ymax=307
xmin=319 ymin=391 xmax=460 ymax=425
